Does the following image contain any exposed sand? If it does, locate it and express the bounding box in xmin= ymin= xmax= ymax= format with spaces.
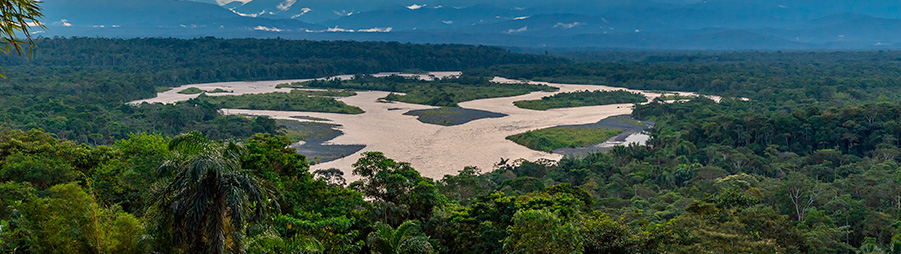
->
xmin=131 ymin=73 xmax=716 ymax=181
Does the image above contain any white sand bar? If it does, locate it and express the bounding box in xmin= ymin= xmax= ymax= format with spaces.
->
xmin=131 ymin=72 xmax=717 ymax=181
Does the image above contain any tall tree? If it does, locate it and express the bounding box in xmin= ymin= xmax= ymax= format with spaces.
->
xmin=148 ymin=132 xmax=276 ymax=254
xmin=350 ymin=152 xmax=442 ymax=226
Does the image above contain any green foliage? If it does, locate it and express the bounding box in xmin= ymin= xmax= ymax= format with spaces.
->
xmin=89 ymin=133 xmax=169 ymax=214
xmin=248 ymin=214 xmax=365 ymax=254
xmin=0 ymin=128 xmax=98 ymax=190
xmin=503 ymin=209 xmax=581 ymax=254
xmin=367 ymin=220 xmax=435 ymax=254
xmin=350 ymin=152 xmax=443 ymax=226
xmin=2 ymin=182 xmax=143 ymax=253
xmin=8 ymin=49 xmax=901 ymax=253
xmin=303 ymin=75 xmax=557 ymax=107
xmin=437 ymin=167 xmax=494 ymax=205
xmin=176 ymin=87 xmax=204 ymax=94
xmin=148 ymin=132 xmax=277 ymax=254
xmin=0 ymin=0 xmax=43 ymax=77
xmin=0 ymin=152 xmax=76 ymax=190
xmin=513 ymin=90 xmax=647 ymax=110
xmin=192 ymin=91 xmax=365 ymax=114
xmin=208 ymin=88 xmax=231 ymax=93
xmin=507 ymin=126 xmax=622 ymax=153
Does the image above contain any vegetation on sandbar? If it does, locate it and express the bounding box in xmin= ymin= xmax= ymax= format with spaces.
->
xmin=207 ymin=88 xmax=232 ymax=93
xmin=514 ymin=90 xmax=647 ymax=110
xmin=404 ymin=107 xmax=507 ymax=126
xmin=300 ymin=75 xmax=558 ymax=107
xmin=190 ymin=91 xmax=364 ymax=114
xmin=177 ymin=87 xmax=204 ymax=94
xmin=507 ymin=126 xmax=622 ymax=152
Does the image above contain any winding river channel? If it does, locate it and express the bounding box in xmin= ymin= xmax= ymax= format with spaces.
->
xmin=132 ymin=72 xmax=718 ymax=181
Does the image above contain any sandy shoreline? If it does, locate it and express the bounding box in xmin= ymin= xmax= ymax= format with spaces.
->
xmin=130 ymin=72 xmax=715 ymax=181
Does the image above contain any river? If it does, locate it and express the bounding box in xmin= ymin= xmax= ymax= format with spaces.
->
xmin=131 ymin=72 xmax=718 ymax=181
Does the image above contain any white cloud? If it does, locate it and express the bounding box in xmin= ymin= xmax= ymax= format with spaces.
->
xmin=290 ymin=8 xmax=312 ymax=18
xmin=514 ymin=16 xmax=529 ymax=20
xmin=407 ymin=4 xmax=425 ymax=10
xmin=253 ymin=26 xmax=283 ymax=32
xmin=358 ymin=27 xmax=392 ymax=32
xmin=504 ymin=26 xmax=527 ymax=34
xmin=54 ymin=19 xmax=72 ymax=27
xmin=442 ymin=20 xmax=453 ymax=24
xmin=230 ymin=8 xmax=266 ymax=17
xmin=553 ymin=22 xmax=583 ymax=29
xmin=276 ymin=0 xmax=297 ymax=11
xmin=216 ymin=0 xmax=251 ymax=6
xmin=333 ymin=10 xmax=356 ymax=16
xmin=328 ymin=26 xmax=354 ymax=32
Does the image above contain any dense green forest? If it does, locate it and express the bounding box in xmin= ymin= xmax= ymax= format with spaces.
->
xmin=0 ymin=37 xmax=563 ymax=145
xmin=513 ymin=90 xmax=648 ymax=110
xmin=467 ymin=52 xmax=901 ymax=106
xmin=4 ymin=43 xmax=901 ymax=253
xmin=300 ymin=75 xmax=558 ymax=107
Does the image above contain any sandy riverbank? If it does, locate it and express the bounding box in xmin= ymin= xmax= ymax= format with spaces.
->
xmin=131 ymin=73 xmax=715 ymax=181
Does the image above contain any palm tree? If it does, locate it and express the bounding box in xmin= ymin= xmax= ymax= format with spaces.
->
xmin=367 ymin=220 xmax=435 ymax=254
xmin=0 ymin=0 xmax=45 ymax=77
xmin=149 ymin=132 xmax=275 ymax=254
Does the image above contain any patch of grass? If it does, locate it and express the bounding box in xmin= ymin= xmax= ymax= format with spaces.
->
xmin=288 ymin=89 xmax=357 ymax=97
xmin=177 ymin=87 xmax=204 ymax=94
xmin=656 ymin=94 xmax=696 ymax=101
xmin=404 ymin=107 xmax=507 ymax=126
xmin=514 ymin=90 xmax=647 ymax=110
xmin=276 ymin=82 xmax=303 ymax=89
xmin=156 ymin=86 xmax=173 ymax=93
xmin=191 ymin=92 xmax=364 ymax=114
xmin=300 ymin=75 xmax=558 ymax=107
xmin=290 ymin=116 xmax=331 ymax=122
xmin=607 ymin=115 xmax=645 ymax=127
xmin=208 ymin=88 xmax=232 ymax=93
xmin=277 ymin=120 xmax=342 ymax=142
xmin=507 ymin=126 xmax=622 ymax=153
xmin=401 ymin=68 xmax=429 ymax=74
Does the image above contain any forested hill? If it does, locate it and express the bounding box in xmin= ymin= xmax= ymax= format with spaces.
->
xmin=0 ymin=37 xmax=564 ymax=144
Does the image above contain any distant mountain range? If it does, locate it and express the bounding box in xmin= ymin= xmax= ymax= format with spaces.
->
xmin=34 ymin=0 xmax=901 ymax=50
